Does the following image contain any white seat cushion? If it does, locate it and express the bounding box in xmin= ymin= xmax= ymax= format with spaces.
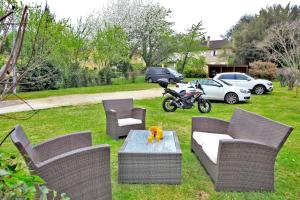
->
xmin=118 ymin=118 xmax=142 ymax=127
xmin=193 ymin=131 xmax=233 ymax=164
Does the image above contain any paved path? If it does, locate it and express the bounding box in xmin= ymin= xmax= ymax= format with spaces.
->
xmin=0 ymin=88 xmax=164 ymax=114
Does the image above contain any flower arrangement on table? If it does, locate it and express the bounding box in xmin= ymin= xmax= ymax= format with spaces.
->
xmin=148 ymin=126 xmax=164 ymax=143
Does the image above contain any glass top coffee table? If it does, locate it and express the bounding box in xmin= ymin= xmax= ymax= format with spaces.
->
xmin=118 ymin=130 xmax=182 ymax=184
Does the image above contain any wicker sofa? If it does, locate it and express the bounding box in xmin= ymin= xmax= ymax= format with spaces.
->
xmin=11 ymin=125 xmax=112 ymax=200
xmin=191 ymin=108 xmax=293 ymax=192
xmin=103 ymin=98 xmax=146 ymax=139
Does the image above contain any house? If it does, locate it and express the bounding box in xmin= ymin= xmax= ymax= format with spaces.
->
xmin=161 ymin=37 xmax=233 ymax=71
xmin=204 ymin=36 xmax=232 ymax=65
xmin=204 ymin=37 xmax=249 ymax=77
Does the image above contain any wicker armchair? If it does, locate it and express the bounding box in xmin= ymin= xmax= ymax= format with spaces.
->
xmin=191 ymin=108 xmax=293 ymax=192
xmin=102 ymin=98 xmax=146 ymax=139
xmin=11 ymin=125 xmax=112 ymax=200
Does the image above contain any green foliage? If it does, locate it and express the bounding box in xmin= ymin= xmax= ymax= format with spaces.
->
xmin=20 ymin=61 xmax=61 ymax=92
xmin=249 ymin=61 xmax=277 ymax=80
xmin=99 ymin=66 xmax=114 ymax=85
xmin=116 ymin=61 xmax=131 ymax=79
xmin=63 ymin=63 xmax=101 ymax=88
xmin=227 ymin=3 xmax=300 ymax=64
xmin=0 ymin=149 xmax=70 ymax=200
xmin=0 ymin=149 xmax=42 ymax=199
xmin=175 ymin=21 xmax=206 ymax=72
xmin=0 ymin=149 xmax=70 ymax=199
xmin=183 ymin=57 xmax=207 ymax=78
xmin=93 ymin=25 xmax=129 ymax=66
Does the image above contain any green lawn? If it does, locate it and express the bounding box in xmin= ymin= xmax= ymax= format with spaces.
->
xmin=1 ymin=83 xmax=299 ymax=199
xmin=6 ymin=76 xmax=159 ymax=100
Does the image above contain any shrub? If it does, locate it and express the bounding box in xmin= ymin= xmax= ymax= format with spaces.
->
xmin=276 ymin=68 xmax=300 ymax=90
xmin=20 ymin=61 xmax=61 ymax=92
xmin=100 ymin=66 xmax=114 ymax=85
xmin=65 ymin=63 xmax=84 ymax=88
xmin=0 ymin=149 xmax=69 ymax=199
xmin=116 ymin=61 xmax=131 ymax=79
xmin=183 ymin=57 xmax=207 ymax=78
xmin=183 ymin=66 xmax=207 ymax=78
xmin=249 ymin=61 xmax=277 ymax=80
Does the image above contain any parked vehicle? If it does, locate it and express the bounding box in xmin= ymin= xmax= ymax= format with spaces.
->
xmin=145 ymin=67 xmax=183 ymax=83
xmin=176 ymin=79 xmax=251 ymax=104
xmin=158 ymin=78 xmax=211 ymax=113
xmin=214 ymin=72 xmax=273 ymax=95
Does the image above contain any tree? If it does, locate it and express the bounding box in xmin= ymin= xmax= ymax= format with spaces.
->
xmin=176 ymin=21 xmax=206 ymax=73
xmin=227 ymin=3 xmax=300 ymax=64
xmin=93 ymin=25 xmax=129 ymax=84
xmin=258 ymin=19 xmax=300 ymax=96
xmin=101 ymin=0 xmax=175 ymax=67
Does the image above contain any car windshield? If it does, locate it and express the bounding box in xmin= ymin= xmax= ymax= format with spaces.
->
xmin=168 ymin=68 xmax=180 ymax=75
xmin=190 ymin=80 xmax=199 ymax=86
xmin=218 ymin=79 xmax=232 ymax=86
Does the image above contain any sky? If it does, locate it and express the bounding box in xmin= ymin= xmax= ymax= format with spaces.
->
xmin=21 ymin=0 xmax=299 ymax=40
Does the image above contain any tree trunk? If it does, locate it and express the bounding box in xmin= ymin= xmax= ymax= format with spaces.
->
xmin=180 ymin=53 xmax=189 ymax=73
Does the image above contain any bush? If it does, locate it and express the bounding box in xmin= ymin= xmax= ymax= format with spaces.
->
xmin=276 ymin=68 xmax=300 ymax=90
xmin=100 ymin=66 xmax=114 ymax=85
xmin=62 ymin=63 xmax=105 ymax=88
xmin=249 ymin=61 xmax=277 ymax=80
xmin=20 ymin=61 xmax=61 ymax=92
xmin=0 ymin=149 xmax=69 ymax=199
xmin=64 ymin=63 xmax=81 ymax=88
xmin=183 ymin=57 xmax=207 ymax=78
xmin=183 ymin=66 xmax=207 ymax=78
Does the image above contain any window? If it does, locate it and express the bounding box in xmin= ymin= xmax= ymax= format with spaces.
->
xmin=219 ymin=74 xmax=235 ymax=79
xmin=153 ymin=68 xmax=164 ymax=74
xmin=211 ymin=50 xmax=216 ymax=57
xmin=236 ymin=74 xmax=248 ymax=80
xmin=200 ymin=80 xmax=221 ymax=87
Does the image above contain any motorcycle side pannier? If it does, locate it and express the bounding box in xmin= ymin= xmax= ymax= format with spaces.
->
xmin=158 ymin=78 xmax=169 ymax=88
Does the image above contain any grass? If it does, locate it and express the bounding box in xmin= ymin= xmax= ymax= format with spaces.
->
xmin=0 ymin=82 xmax=300 ymax=199
xmin=5 ymin=76 xmax=159 ymax=100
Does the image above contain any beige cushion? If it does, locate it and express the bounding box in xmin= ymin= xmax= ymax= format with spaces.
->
xmin=118 ymin=118 xmax=142 ymax=127
xmin=193 ymin=131 xmax=233 ymax=164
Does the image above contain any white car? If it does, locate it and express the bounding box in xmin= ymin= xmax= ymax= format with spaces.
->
xmin=214 ymin=72 xmax=273 ymax=95
xmin=176 ymin=79 xmax=251 ymax=104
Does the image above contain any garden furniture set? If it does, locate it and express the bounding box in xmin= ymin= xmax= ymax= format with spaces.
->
xmin=11 ymin=98 xmax=293 ymax=199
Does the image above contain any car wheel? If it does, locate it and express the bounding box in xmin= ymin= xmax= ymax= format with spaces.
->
xmin=254 ymin=85 xmax=265 ymax=95
xmin=225 ymin=92 xmax=239 ymax=104
xmin=147 ymin=78 xmax=153 ymax=83
xmin=169 ymin=78 xmax=175 ymax=84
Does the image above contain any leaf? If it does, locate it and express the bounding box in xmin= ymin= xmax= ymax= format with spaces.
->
xmin=7 ymin=164 xmax=17 ymax=172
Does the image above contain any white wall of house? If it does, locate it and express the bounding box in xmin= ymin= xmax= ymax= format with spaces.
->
xmin=203 ymin=49 xmax=232 ymax=64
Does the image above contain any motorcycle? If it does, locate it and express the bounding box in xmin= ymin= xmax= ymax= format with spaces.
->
xmin=158 ymin=78 xmax=211 ymax=113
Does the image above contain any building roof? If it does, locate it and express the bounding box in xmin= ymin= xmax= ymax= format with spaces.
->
xmin=208 ymin=39 xmax=230 ymax=50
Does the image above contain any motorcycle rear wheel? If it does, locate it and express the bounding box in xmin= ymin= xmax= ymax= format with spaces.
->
xmin=198 ymin=99 xmax=211 ymax=113
xmin=162 ymin=96 xmax=177 ymax=112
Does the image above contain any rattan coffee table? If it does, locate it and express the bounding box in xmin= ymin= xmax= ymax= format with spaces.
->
xmin=118 ymin=130 xmax=182 ymax=184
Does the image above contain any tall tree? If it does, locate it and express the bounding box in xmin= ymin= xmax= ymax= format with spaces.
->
xmin=227 ymin=3 xmax=300 ymax=64
xmin=176 ymin=21 xmax=206 ymax=72
xmin=101 ymin=0 xmax=174 ymax=67
xmin=93 ymin=25 xmax=129 ymax=84
xmin=258 ymin=19 xmax=300 ymax=95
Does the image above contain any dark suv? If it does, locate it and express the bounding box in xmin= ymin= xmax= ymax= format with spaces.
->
xmin=145 ymin=67 xmax=183 ymax=83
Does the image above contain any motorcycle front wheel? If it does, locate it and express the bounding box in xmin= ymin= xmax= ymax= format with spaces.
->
xmin=162 ymin=96 xmax=177 ymax=112
xmin=198 ymin=99 xmax=212 ymax=113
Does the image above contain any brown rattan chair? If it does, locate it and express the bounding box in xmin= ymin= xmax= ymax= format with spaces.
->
xmin=11 ymin=125 xmax=112 ymax=200
xmin=102 ymin=98 xmax=146 ymax=139
xmin=191 ymin=108 xmax=293 ymax=192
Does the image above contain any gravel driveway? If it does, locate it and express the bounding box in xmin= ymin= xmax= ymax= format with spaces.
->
xmin=0 ymin=88 xmax=164 ymax=114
